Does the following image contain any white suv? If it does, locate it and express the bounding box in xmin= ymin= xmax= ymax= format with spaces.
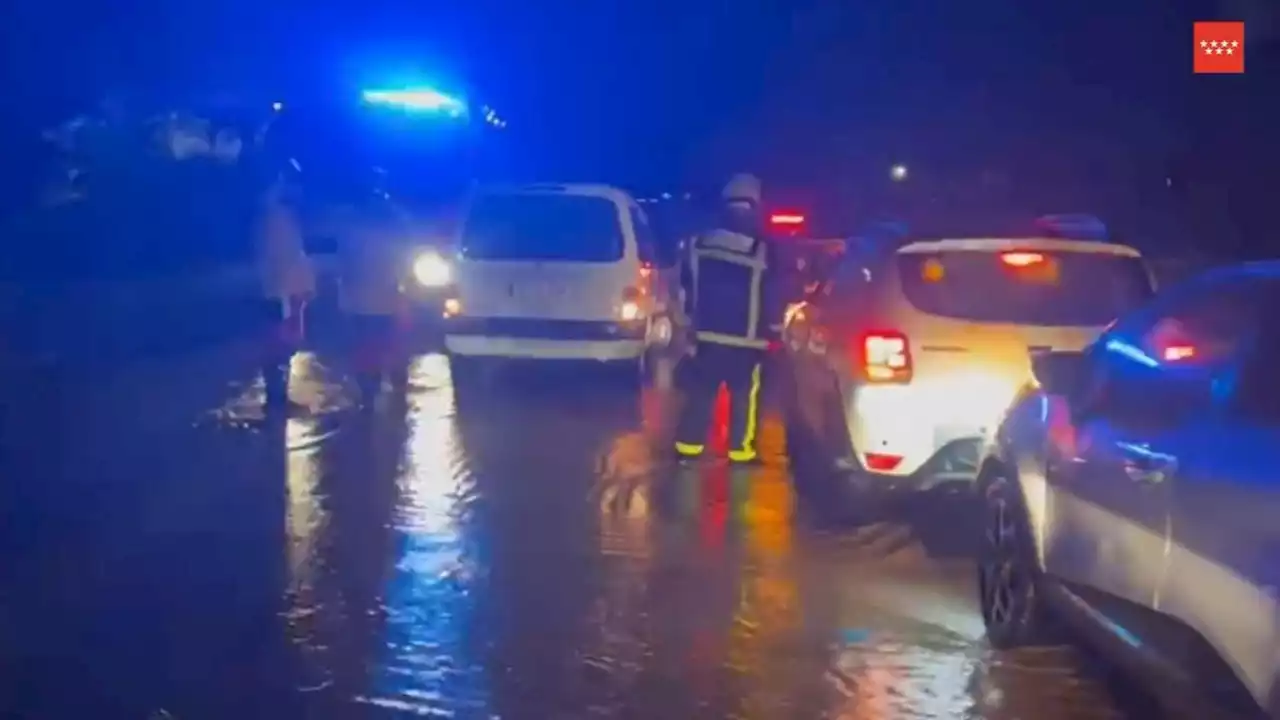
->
xmin=781 ymin=234 xmax=1154 ymax=494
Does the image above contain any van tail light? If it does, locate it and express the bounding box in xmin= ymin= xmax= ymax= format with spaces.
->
xmin=859 ymin=330 xmax=912 ymax=383
xmin=619 ymin=286 xmax=645 ymax=321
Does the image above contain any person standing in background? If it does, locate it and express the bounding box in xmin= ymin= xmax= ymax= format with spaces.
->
xmin=333 ymin=183 xmax=414 ymax=409
xmin=253 ymin=175 xmax=315 ymax=412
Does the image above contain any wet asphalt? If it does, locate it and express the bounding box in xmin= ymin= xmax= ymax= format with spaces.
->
xmin=0 ymin=342 xmax=1164 ymax=719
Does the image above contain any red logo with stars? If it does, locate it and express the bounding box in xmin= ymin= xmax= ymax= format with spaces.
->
xmin=1194 ymin=21 xmax=1245 ymax=74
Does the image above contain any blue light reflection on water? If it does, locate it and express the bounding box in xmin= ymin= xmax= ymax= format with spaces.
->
xmin=358 ymin=356 xmax=493 ymax=717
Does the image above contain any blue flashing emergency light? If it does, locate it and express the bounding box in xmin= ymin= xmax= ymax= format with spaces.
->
xmin=361 ymin=87 xmax=468 ymax=117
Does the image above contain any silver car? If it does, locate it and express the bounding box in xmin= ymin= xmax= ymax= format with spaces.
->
xmin=977 ymin=262 xmax=1280 ymax=718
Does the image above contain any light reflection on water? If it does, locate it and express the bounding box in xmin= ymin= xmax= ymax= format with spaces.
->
xmin=261 ymin=351 xmax=1140 ymax=720
xmin=2 ymin=339 xmax=1154 ymax=719
xmin=281 ymin=412 xmax=332 ymax=696
xmin=284 ymin=415 xmax=327 ymax=589
xmin=356 ymin=354 xmax=492 ymax=717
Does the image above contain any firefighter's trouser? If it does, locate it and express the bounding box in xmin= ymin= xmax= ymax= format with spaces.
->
xmin=674 ymin=343 xmax=764 ymax=462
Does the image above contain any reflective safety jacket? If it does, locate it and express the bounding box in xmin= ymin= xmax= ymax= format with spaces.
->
xmin=683 ymin=226 xmax=778 ymax=350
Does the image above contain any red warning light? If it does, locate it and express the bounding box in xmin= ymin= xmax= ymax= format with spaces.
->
xmin=769 ymin=212 xmax=806 ymax=228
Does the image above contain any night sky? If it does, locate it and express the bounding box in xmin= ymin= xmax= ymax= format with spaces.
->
xmin=2 ymin=0 xmax=1277 ymax=253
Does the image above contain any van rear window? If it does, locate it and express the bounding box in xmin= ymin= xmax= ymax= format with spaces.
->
xmin=461 ymin=194 xmax=624 ymax=262
xmin=896 ymin=250 xmax=1153 ymax=326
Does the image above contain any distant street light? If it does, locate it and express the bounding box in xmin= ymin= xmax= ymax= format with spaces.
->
xmin=891 ymin=164 xmax=908 ymax=181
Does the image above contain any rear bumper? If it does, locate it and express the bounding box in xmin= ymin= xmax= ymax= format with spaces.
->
xmin=844 ymin=378 xmax=1014 ymax=484
xmin=444 ymin=336 xmax=644 ymax=361
xmin=846 ymin=439 xmax=986 ymax=494
xmin=443 ymin=317 xmax=647 ymax=361
xmin=443 ymin=316 xmax=647 ymax=341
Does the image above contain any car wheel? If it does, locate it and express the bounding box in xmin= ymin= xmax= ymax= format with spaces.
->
xmin=978 ymin=468 xmax=1059 ymax=649
xmin=783 ymin=370 xmax=857 ymax=521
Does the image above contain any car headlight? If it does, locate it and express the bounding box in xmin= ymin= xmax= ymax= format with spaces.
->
xmin=412 ymin=251 xmax=452 ymax=287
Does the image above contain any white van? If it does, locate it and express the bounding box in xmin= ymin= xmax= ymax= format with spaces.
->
xmin=442 ymin=183 xmax=680 ymax=371
xmin=782 ymin=236 xmax=1156 ymax=488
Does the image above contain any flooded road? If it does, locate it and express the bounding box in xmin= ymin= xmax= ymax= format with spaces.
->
xmin=1 ymin=348 xmax=1159 ymax=719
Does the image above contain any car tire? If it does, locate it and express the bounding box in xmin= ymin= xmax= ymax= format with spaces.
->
xmin=978 ymin=467 xmax=1060 ymax=649
xmin=782 ymin=369 xmax=861 ymax=523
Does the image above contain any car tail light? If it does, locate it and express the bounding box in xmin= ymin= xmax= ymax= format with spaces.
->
xmin=863 ymin=452 xmax=904 ymax=471
xmin=860 ymin=330 xmax=912 ymax=383
xmin=1162 ymin=344 xmax=1196 ymax=362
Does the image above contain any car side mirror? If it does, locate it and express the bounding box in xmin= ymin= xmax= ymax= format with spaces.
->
xmin=1031 ymin=351 xmax=1087 ymax=398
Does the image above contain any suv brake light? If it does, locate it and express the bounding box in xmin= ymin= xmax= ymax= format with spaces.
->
xmin=1000 ymin=251 xmax=1045 ymax=267
xmin=863 ymin=452 xmax=904 ymax=471
xmin=860 ymin=330 xmax=912 ymax=383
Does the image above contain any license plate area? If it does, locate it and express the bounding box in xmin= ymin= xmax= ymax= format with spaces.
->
xmin=519 ymin=283 xmax=566 ymax=304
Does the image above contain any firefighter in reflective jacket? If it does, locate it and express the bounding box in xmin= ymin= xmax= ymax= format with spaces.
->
xmin=674 ymin=173 xmax=777 ymax=465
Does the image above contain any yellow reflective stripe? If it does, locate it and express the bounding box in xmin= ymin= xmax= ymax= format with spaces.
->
xmin=696 ymin=331 xmax=769 ymax=349
xmin=729 ymin=363 xmax=763 ymax=461
xmin=747 ymin=264 xmax=762 ymax=339
xmin=675 ymin=441 xmax=705 ymax=456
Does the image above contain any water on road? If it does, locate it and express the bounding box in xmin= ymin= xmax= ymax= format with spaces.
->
xmin=1 ymin=349 xmax=1155 ymax=719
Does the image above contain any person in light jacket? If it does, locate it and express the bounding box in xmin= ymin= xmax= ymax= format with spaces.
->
xmin=333 ymin=186 xmax=414 ymax=408
xmin=254 ymin=176 xmax=315 ymax=411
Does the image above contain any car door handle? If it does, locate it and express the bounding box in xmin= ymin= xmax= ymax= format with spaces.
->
xmin=1124 ymin=461 xmax=1172 ymax=484
xmin=1117 ymin=444 xmax=1177 ymax=484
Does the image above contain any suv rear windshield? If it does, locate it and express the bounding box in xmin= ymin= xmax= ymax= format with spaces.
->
xmin=461 ymin=194 xmax=624 ymax=262
xmin=896 ymin=249 xmax=1154 ymax=326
